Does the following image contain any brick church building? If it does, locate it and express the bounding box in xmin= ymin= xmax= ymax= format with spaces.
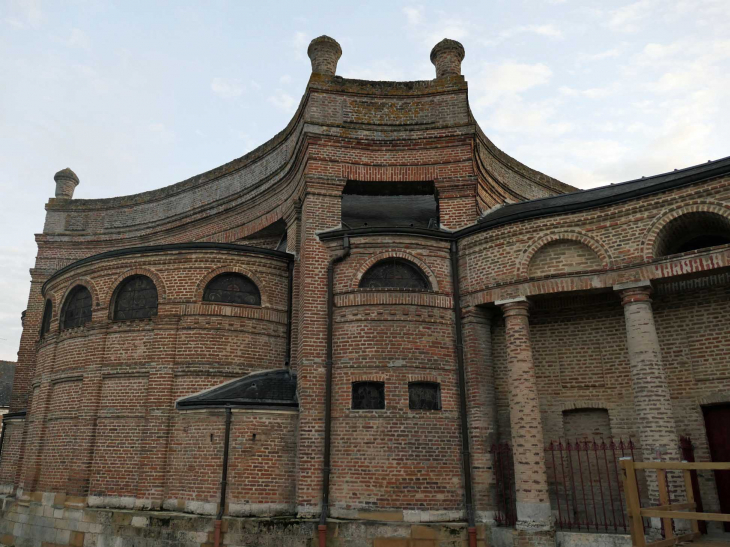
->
xmin=1 ymin=36 xmax=729 ymax=547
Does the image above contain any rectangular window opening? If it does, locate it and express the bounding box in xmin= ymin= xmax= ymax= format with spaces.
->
xmin=409 ymin=382 xmax=441 ymax=410
xmin=351 ymin=381 xmax=385 ymax=410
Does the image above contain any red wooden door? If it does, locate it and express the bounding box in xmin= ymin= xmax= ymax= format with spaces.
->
xmin=703 ymin=404 xmax=730 ymax=532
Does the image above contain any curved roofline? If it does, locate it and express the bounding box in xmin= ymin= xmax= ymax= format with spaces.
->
xmin=42 ymin=243 xmax=293 ymax=295
xmin=316 ymin=156 xmax=730 ymax=242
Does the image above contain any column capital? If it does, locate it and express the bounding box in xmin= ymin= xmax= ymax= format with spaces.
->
xmin=495 ymin=296 xmax=529 ymax=317
xmin=614 ymin=280 xmax=652 ymax=306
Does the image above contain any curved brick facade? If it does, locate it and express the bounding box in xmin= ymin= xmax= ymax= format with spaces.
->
xmin=1 ymin=35 xmax=730 ymax=547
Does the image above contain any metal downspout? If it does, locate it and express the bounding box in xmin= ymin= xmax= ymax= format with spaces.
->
xmin=451 ymin=240 xmax=478 ymax=547
xmin=319 ymin=236 xmax=350 ymax=547
xmin=214 ymin=406 xmax=233 ymax=547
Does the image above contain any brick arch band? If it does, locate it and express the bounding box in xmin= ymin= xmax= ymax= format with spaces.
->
xmin=194 ymin=265 xmax=270 ymax=308
xmin=698 ymin=391 xmax=730 ymax=406
xmin=103 ymin=267 xmax=167 ymax=314
xmin=58 ymin=277 xmax=101 ymax=310
xmin=642 ymin=201 xmax=730 ymax=260
xmin=352 ymin=251 xmax=440 ymax=292
xmin=518 ymin=230 xmax=612 ymax=279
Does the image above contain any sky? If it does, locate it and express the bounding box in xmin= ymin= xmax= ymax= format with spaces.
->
xmin=1 ymin=0 xmax=729 ymax=360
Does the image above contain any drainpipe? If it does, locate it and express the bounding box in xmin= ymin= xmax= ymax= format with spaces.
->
xmin=319 ymin=236 xmax=350 ymax=547
xmin=450 ymin=240 xmax=478 ymax=547
xmin=285 ymin=260 xmax=294 ymax=368
xmin=214 ymin=407 xmax=233 ymax=547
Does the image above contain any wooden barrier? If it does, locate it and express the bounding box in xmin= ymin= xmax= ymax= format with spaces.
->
xmin=621 ymin=459 xmax=730 ymax=547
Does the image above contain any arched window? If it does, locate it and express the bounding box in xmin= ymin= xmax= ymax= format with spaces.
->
xmin=359 ymin=258 xmax=431 ymax=290
xmin=61 ymin=286 xmax=92 ymax=330
xmin=113 ymin=275 xmax=158 ymax=321
xmin=203 ymin=273 xmax=261 ymax=306
xmin=655 ymin=212 xmax=730 ymax=257
xmin=40 ymin=299 xmax=53 ymax=337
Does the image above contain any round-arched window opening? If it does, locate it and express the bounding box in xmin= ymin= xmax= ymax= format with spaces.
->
xmin=359 ymin=258 xmax=431 ymax=290
xmin=654 ymin=212 xmax=730 ymax=258
xmin=113 ymin=275 xmax=158 ymax=321
xmin=203 ymin=273 xmax=261 ymax=306
xmin=61 ymin=286 xmax=92 ymax=331
xmin=40 ymin=299 xmax=53 ymax=337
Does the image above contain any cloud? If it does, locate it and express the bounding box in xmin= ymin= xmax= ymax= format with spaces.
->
xmin=472 ymin=62 xmax=553 ymax=110
xmin=211 ymin=77 xmax=245 ymax=99
xmin=403 ymin=6 xmax=424 ymax=26
xmin=292 ymin=31 xmax=309 ymax=59
xmin=605 ymin=0 xmax=658 ymax=33
xmin=4 ymin=0 xmax=44 ymax=29
xmin=279 ymin=74 xmax=292 ymax=85
xmin=268 ymin=90 xmax=298 ymax=113
xmin=559 ymin=84 xmax=619 ymax=99
xmin=482 ymin=24 xmax=563 ymax=46
xmin=65 ymin=28 xmax=91 ymax=50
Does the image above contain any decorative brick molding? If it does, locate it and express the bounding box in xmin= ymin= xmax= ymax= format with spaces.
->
xmin=351 ymin=250 xmax=440 ymax=291
xmin=193 ymin=264 xmax=272 ymax=308
xmin=518 ymin=230 xmax=612 ymax=279
xmin=698 ymin=391 xmax=730 ymax=406
xmin=557 ymin=401 xmax=615 ymax=412
xmin=335 ymin=291 xmax=451 ymax=309
xmin=642 ymin=200 xmax=730 ymax=260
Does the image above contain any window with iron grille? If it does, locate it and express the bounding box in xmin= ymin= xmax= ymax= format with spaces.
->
xmin=359 ymin=258 xmax=430 ymax=290
xmin=351 ymin=381 xmax=385 ymax=410
xmin=40 ymin=299 xmax=53 ymax=337
xmin=113 ymin=275 xmax=158 ymax=321
xmin=61 ymin=286 xmax=92 ymax=330
xmin=409 ymin=382 xmax=441 ymax=410
xmin=203 ymin=273 xmax=261 ymax=306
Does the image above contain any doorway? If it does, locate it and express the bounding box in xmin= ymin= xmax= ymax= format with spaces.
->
xmin=702 ymin=404 xmax=730 ymax=532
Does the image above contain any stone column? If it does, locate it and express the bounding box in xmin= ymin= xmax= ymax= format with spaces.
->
xmin=614 ymin=281 xmax=680 ymax=505
xmin=496 ymin=297 xmax=552 ymax=532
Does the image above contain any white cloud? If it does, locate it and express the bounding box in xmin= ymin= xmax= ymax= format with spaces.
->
xmin=65 ymin=28 xmax=91 ymax=50
xmin=340 ymin=60 xmax=407 ymax=82
xmin=482 ymin=24 xmax=563 ymax=46
xmin=4 ymin=0 xmax=44 ymax=29
xmin=403 ymin=6 xmax=424 ymax=26
xmin=211 ymin=77 xmax=245 ymax=99
xmin=605 ymin=0 xmax=658 ymax=33
xmin=268 ymin=90 xmax=298 ymax=113
xmin=472 ymin=62 xmax=553 ymax=110
xmin=279 ymin=74 xmax=292 ymax=85
xmin=292 ymin=31 xmax=309 ymax=59
xmin=559 ymin=84 xmax=619 ymax=99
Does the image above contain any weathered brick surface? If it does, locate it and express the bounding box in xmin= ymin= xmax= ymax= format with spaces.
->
xmin=1 ymin=34 xmax=729 ymax=547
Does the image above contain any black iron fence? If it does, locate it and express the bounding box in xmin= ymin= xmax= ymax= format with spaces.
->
xmin=491 ymin=438 xmax=698 ymax=534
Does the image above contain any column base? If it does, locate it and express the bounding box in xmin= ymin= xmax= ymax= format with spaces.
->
xmin=516 ymin=502 xmax=554 ymax=532
xmin=492 ymin=527 xmax=556 ymax=547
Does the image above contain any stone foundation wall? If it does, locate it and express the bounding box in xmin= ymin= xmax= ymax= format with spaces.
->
xmin=0 ymin=495 xmax=490 ymax=547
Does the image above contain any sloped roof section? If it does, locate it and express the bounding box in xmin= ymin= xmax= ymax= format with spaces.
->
xmin=473 ymin=155 xmax=730 ymax=230
xmin=176 ymin=369 xmax=297 ymax=410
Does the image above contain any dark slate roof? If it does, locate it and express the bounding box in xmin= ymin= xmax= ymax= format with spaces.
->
xmin=341 ymin=194 xmax=438 ymax=229
xmin=176 ymin=369 xmax=297 ymax=409
xmin=0 ymin=362 xmax=15 ymax=408
xmin=472 ymin=155 xmax=730 ymax=231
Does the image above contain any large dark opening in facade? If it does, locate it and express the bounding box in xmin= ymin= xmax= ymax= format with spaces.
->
xmin=655 ymin=212 xmax=730 ymax=257
xmin=341 ymin=180 xmax=438 ymax=229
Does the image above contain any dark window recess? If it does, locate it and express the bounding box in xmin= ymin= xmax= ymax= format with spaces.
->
xmin=352 ymin=382 xmax=385 ymax=410
xmin=203 ymin=273 xmax=261 ymax=306
xmin=656 ymin=212 xmax=730 ymax=257
xmin=341 ymin=180 xmax=439 ymax=229
xmin=359 ymin=258 xmax=431 ymax=290
xmin=40 ymin=299 xmax=53 ymax=336
xmin=114 ymin=275 xmax=158 ymax=321
xmin=409 ymin=382 xmax=441 ymax=410
xmin=61 ymin=286 xmax=92 ymax=330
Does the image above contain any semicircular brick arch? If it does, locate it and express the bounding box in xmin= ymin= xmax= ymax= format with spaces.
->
xmin=104 ymin=267 xmax=167 ymax=312
xmin=194 ymin=265 xmax=270 ymax=308
xmin=59 ymin=277 xmax=101 ymax=310
xmin=519 ymin=230 xmax=612 ymax=279
xmin=642 ymin=201 xmax=730 ymax=261
xmin=352 ymin=250 xmax=439 ymax=292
